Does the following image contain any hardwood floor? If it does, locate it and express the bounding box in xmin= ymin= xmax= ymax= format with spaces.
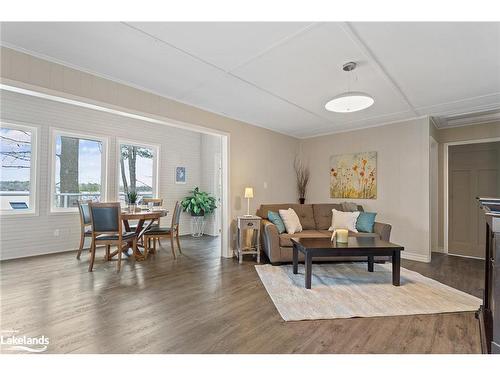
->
xmin=0 ymin=237 xmax=484 ymax=354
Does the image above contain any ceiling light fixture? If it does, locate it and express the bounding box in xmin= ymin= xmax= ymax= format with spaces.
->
xmin=325 ymin=62 xmax=374 ymax=113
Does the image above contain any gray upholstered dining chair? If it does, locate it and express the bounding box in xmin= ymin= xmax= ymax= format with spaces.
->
xmin=76 ymin=200 xmax=93 ymax=260
xmin=143 ymin=201 xmax=183 ymax=259
xmin=88 ymin=202 xmax=138 ymax=272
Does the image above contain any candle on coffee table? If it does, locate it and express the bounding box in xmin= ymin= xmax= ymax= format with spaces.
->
xmin=336 ymin=229 xmax=349 ymax=243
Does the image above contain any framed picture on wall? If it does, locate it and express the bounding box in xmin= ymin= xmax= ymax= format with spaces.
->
xmin=175 ymin=166 xmax=186 ymax=184
xmin=330 ymin=151 xmax=377 ymax=199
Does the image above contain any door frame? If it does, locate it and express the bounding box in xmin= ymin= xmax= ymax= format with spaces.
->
xmin=443 ymin=136 xmax=500 ymax=256
xmin=429 ymin=136 xmax=439 ymax=255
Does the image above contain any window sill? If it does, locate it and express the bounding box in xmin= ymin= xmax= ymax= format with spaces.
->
xmin=0 ymin=210 xmax=38 ymax=218
xmin=49 ymin=209 xmax=79 ymax=215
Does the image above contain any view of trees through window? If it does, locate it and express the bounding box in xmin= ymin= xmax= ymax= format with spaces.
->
xmin=0 ymin=127 xmax=33 ymax=210
xmin=119 ymin=144 xmax=154 ymax=203
xmin=54 ymin=135 xmax=103 ymax=208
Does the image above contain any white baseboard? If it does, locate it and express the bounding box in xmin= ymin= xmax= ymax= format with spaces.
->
xmin=401 ymin=251 xmax=431 ymax=263
xmin=447 ymin=253 xmax=485 ymax=261
xmin=0 ymin=245 xmax=100 ymax=261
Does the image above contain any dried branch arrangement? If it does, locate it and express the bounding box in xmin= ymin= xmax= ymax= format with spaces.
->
xmin=294 ymin=156 xmax=310 ymax=200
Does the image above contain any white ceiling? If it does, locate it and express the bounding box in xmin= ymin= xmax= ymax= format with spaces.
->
xmin=1 ymin=22 xmax=499 ymax=138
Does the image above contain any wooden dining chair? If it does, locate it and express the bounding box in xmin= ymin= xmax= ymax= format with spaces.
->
xmin=88 ymin=202 xmax=138 ymax=272
xmin=76 ymin=200 xmax=93 ymax=260
xmin=143 ymin=201 xmax=183 ymax=259
xmin=140 ymin=197 xmax=164 ymax=246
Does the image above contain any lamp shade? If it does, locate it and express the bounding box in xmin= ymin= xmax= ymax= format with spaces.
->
xmin=244 ymin=187 xmax=254 ymax=199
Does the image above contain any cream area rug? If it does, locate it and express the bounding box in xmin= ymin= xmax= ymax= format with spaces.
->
xmin=255 ymin=263 xmax=481 ymax=321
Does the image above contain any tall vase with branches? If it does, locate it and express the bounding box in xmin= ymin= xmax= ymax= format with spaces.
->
xmin=294 ymin=156 xmax=310 ymax=204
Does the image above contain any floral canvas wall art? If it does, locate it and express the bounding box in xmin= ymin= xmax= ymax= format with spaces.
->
xmin=330 ymin=151 xmax=377 ymax=199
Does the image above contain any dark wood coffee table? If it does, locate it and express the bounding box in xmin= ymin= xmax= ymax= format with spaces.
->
xmin=291 ymin=237 xmax=404 ymax=289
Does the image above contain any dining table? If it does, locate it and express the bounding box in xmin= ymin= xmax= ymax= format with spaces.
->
xmin=115 ymin=207 xmax=169 ymax=260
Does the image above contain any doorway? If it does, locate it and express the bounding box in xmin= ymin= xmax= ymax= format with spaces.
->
xmin=0 ymin=83 xmax=232 ymax=259
xmin=446 ymin=140 xmax=500 ymax=258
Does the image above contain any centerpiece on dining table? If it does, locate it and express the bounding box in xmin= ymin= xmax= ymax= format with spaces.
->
xmin=126 ymin=191 xmax=138 ymax=213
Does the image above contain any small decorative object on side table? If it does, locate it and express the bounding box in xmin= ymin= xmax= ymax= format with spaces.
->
xmin=235 ymin=215 xmax=261 ymax=264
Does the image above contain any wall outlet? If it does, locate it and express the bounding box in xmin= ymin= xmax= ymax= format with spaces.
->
xmin=263 ymin=182 xmax=268 ymax=189
xmin=53 ymin=229 xmax=60 ymax=237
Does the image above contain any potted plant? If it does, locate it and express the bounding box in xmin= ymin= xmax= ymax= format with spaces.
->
xmin=181 ymin=187 xmax=217 ymax=237
xmin=181 ymin=187 xmax=217 ymax=216
xmin=294 ymin=156 xmax=310 ymax=204
xmin=127 ymin=191 xmax=138 ymax=213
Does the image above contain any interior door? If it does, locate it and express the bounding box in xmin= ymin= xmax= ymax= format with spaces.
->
xmin=449 ymin=142 xmax=500 ymax=258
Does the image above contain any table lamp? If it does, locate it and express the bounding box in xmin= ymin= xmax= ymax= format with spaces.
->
xmin=244 ymin=187 xmax=254 ymax=216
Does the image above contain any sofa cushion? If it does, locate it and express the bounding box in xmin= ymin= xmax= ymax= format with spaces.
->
xmin=312 ymin=204 xmax=342 ymax=230
xmin=312 ymin=203 xmax=364 ymax=230
xmin=356 ymin=212 xmax=377 ymax=233
xmin=268 ymin=211 xmax=286 ymax=234
xmin=258 ymin=204 xmax=299 ymax=219
xmin=329 ymin=209 xmax=360 ymax=232
xmin=279 ymin=229 xmax=329 ymax=247
xmin=258 ymin=204 xmax=316 ymax=230
xmin=341 ymin=202 xmax=359 ymax=212
xmin=279 ymin=208 xmax=303 ymax=234
xmin=291 ymin=204 xmax=316 ymax=229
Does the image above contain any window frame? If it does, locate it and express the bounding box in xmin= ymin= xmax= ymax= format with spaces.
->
xmin=49 ymin=128 xmax=108 ymax=213
xmin=116 ymin=138 xmax=159 ymax=202
xmin=0 ymin=121 xmax=39 ymax=216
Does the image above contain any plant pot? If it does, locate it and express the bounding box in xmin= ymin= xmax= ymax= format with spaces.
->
xmin=128 ymin=203 xmax=137 ymax=213
xmin=191 ymin=210 xmax=205 ymax=217
xmin=299 ymin=198 xmax=305 ymax=204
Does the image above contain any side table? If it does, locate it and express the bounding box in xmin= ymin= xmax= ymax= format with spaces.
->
xmin=235 ymin=216 xmax=261 ymax=264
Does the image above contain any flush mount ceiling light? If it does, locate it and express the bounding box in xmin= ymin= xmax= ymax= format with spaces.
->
xmin=325 ymin=62 xmax=374 ymax=113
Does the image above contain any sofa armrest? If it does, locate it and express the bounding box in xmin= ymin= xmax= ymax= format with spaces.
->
xmin=374 ymin=222 xmax=392 ymax=242
xmin=261 ymin=219 xmax=281 ymax=263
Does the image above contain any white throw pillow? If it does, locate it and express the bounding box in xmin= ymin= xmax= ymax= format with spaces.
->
xmin=329 ymin=209 xmax=360 ymax=232
xmin=278 ymin=208 xmax=303 ymax=234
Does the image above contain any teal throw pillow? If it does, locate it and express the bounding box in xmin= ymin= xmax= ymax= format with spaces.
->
xmin=356 ymin=212 xmax=377 ymax=233
xmin=268 ymin=211 xmax=286 ymax=234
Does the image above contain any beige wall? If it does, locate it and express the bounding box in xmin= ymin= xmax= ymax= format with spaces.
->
xmin=436 ymin=121 xmax=500 ymax=250
xmin=0 ymin=47 xmax=300 ymax=259
xmin=300 ymin=117 xmax=432 ymax=262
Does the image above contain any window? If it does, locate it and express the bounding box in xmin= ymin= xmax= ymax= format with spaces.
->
xmin=118 ymin=140 xmax=158 ymax=203
xmin=0 ymin=123 xmax=37 ymax=214
xmin=51 ymin=130 xmax=107 ymax=211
